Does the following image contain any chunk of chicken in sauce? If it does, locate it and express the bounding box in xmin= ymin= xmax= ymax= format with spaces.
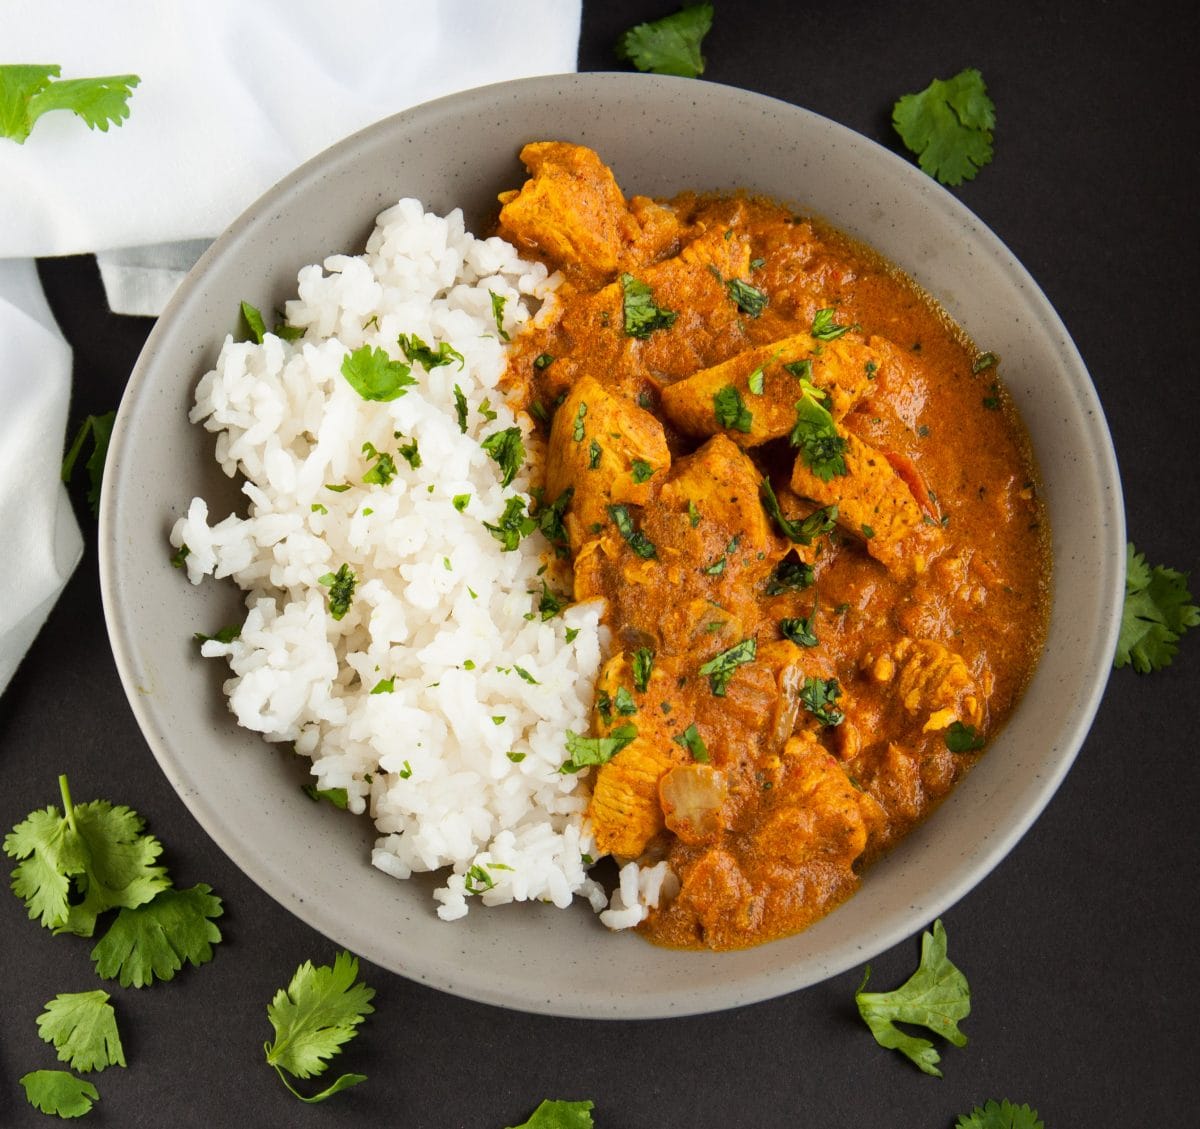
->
xmin=499 ymin=143 xmax=1051 ymax=949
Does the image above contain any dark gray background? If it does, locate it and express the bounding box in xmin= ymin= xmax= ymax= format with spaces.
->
xmin=3 ymin=1 xmax=1196 ymax=1125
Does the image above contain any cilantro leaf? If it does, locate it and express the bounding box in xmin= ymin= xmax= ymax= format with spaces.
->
xmin=1115 ymin=542 xmax=1199 ymax=672
xmin=855 ymin=918 xmax=970 ymax=1076
xmin=620 ymin=273 xmax=677 ymax=338
xmin=780 ymin=611 xmax=818 ymax=648
xmin=36 ymin=990 xmax=126 ymax=1072
xmin=765 ymin=557 xmax=815 ymax=596
xmin=713 ymin=385 xmax=753 ymax=433
xmin=945 ymin=721 xmax=986 ymax=752
xmin=672 ymin=723 xmax=710 ymax=762
xmin=317 ymin=564 xmax=357 ymax=621
xmin=893 ymin=68 xmax=996 ymax=186
xmin=453 ymin=384 xmax=469 ymax=432
xmin=340 ymin=345 xmax=415 ymax=402
xmin=61 ymin=411 xmax=116 ymax=516
xmin=789 ymin=380 xmax=848 ymax=481
xmin=1 ymin=64 xmax=139 ymax=144
xmin=615 ymin=4 xmax=713 ymax=78
xmin=4 ymin=775 xmax=170 ymax=937
xmin=955 ymin=1099 xmax=1045 ymax=1129
xmin=560 ymin=725 xmax=638 ymax=774
xmin=632 ymin=647 xmax=655 ymax=693
xmin=698 ymin=637 xmax=756 ymax=696
xmin=397 ymin=332 xmax=464 ymax=370
xmin=489 ymin=290 xmax=511 ymax=341
xmin=264 ymin=951 xmax=375 ymax=1103
xmin=240 ymin=300 xmax=267 ymax=343
xmin=506 ymin=1099 xmax=596 ymax=1129
xmin=484 ymin=496 xmax=537 ymax=551
xmin=607 ymin=503 xmax=657 ymax=559
xmin=90 ymin=884 xmax=224 ymax=988
xmin=725 ymin=277 xmax=768 ymax=317
xmin=19 ymin=1070 xmax=100 ymax=1119
xmin=481 ymin=426 xmax=526 ymax=487
xmin=799 ymin=676 xmax=845 ymax=726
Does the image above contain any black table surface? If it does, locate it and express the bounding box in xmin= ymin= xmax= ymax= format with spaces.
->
xmin=3 ymin=2 xmax=1196 ymax=1125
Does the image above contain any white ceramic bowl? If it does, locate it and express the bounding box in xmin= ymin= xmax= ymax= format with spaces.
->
xmin=100 ymin=73 xmax=1123 ymax=1018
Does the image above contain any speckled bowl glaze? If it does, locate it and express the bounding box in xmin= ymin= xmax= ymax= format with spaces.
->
xmin=100 ymin=74 xmax=1123 ymax=1018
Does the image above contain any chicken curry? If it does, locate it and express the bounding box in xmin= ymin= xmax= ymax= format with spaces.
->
xmin=496 ymin=143 xmax=1051 ymax=950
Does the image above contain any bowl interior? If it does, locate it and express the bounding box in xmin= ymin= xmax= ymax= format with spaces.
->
xmin=100 ymin=73 xmax=1123 ymax=1018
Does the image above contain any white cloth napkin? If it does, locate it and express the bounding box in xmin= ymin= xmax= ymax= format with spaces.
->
xmin=0 ymin=0 xmax=581 ymax=693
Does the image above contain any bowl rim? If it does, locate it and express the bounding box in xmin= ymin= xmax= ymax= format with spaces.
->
xmin=100 ymin=71 xmax=1125 ymax=1018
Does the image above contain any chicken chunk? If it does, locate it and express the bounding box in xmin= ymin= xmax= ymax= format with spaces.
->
xmin=659 ymin=331 xmax=878 ymax=446
xmin=545 ymin=376 xmax=670 ymax=551
xmin=866 ymin=637 xmax=984 ymax=733
xmin=789 ymin=429 xmax=942 ymax=576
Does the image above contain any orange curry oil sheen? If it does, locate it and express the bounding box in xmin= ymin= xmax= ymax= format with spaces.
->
xmin=495 ymin=142 xmax=1051 ymax=950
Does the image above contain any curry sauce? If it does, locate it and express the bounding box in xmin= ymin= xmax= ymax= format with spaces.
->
xmin=497 ymin=142 xmax=1051 ymax=950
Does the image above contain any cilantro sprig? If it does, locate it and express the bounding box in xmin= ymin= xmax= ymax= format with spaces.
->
xmin=0 ymin=65 xmax=140 ymax=144
xmin=61 ymin=411 xmax=116 ymax=517
xmin=615 ymin=4 xmax=713 ymax=79
xmin=893 ymin=68 xmax=996 ymax=186
xmin=340 ymin=345 xmax=415 ymax=402
xmin=1115 ymin=542 xmax=1198 ymax=672
xmin=507 ymin=1099 xmax=596 ymax=1129
xmin=855 ymin=919 xmax=970 ymax=1076
xmin=789 ymin=378 xmax=848 ymax=481
xmin=264 ymin=950 xmax=375 ymax=1103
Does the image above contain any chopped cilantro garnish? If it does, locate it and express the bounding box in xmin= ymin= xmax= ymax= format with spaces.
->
xmin=713 ymin=385 xmax=753 ymax=433
xmin=620 ymin=272 xmax=677 ymax=338
xmin=747 ymin=366 xmax=766 ymax=395
xmin=780 ymin=610 xmax=818 ymax=647
xmin=630 ymin=458 xmax=655 ymax=484
xmin=317 ymin=564 xmax=357 ymax=621
xmin=944 ymin=721 xmax=985 ymax=752
xmin=535 ymin=579 xmax=568 ymax=620
xmin=477 ymin=398 xmax=499 ymax=423
xmin=0 ymin=65 xmax=140 ymax=144
xmin=607 ymin=503 xmax=657 ymax=558
xmin=240 ymin=300 xmax=267 ymax=343
xmin=452 ymin=494 xmax=471 ymax=512
xmin=489 ymin=290 xmax=511 ymax=341
xmin=614 ymin=3 xmax=713 ymax=78
xmin=560 ymin=724 xmax=638 ymax=774
xmin=790 ymin=379 xmax=848 ymax=480
xmin=360 ymin=442 xmax=397 ymax=486
xmin=861 ymin=523 xmax=876 ymax=540
xmin=784 ymin=358 xmax=814 ymax=382
xmin=453 ymin=385 xmax=468 ymax=432
xmin=687 ymin=499 xmax=702 ymax=527
xmin=698 ymin=637 xmax=756 ymax=696
xmin=324 ymin=483 xmax=350 ymax=493
xmin=533 ymin=352 xmax=555 ymax=370
xmin=799 ymin=676 xmax=844 ymax=725
xmin=397 ymin=332 xmax=464 ymax=370
xmin=766 ymin=557 xmax=815 ymax=595
xmin=725 ymin=277 xmax=768 ymax=317
xmin=396 ymin=436 xmax=421 ymax=468
xmin=311 ymin=503 xmax=328 ymax=515
xmin=506 ymin=751 xmax=526 ymax=763
xmin=588 ymin=439 xmax=602 ymax=469
xmin=811 ymin=307 xmax=853 ymax=341
xmin=565 ymin=626 xmax=580 ymax=644
xmin=972 ymin=351 xmax=999 ymax=374
xmin=483 ymin=496 xmax=536 ymax=551
xmin=672 ymin=723 xmax=710 ymax=762
xmin=614 ymin=687 xmax=638 ymax=716
xmin=193 ymin=624 xmax=241 ymax=645
xmin=340 ymin=345 xmax=415 ymax=402
xmin=632 ymin=647 xmax=654 ymax=693
xmin=370 ymin=678 xmax=394 ymax=695
xmin=480 ymin=426 xmax=525 ymax=486
xmin=893 ymin=68 xmax=995 ymax=187
xmin=572 ymin=401 xmax=588 ymax=441
xmin=303 ymin=784 xmax=349 ymax=808
xmin=170 ymin=543 xmax=190 ymax=568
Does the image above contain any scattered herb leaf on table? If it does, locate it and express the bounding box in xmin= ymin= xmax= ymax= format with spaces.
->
xmin=615 ymin=4 xmax=714 ymax=78
xmin=892 ymin=68 xmax=995 ymax=186
xmin=1115 ymin=541 xmax=1198 ymax=672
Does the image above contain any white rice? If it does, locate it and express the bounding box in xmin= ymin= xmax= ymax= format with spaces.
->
xmin=170 ymin=199 xmax=670 ymax=925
